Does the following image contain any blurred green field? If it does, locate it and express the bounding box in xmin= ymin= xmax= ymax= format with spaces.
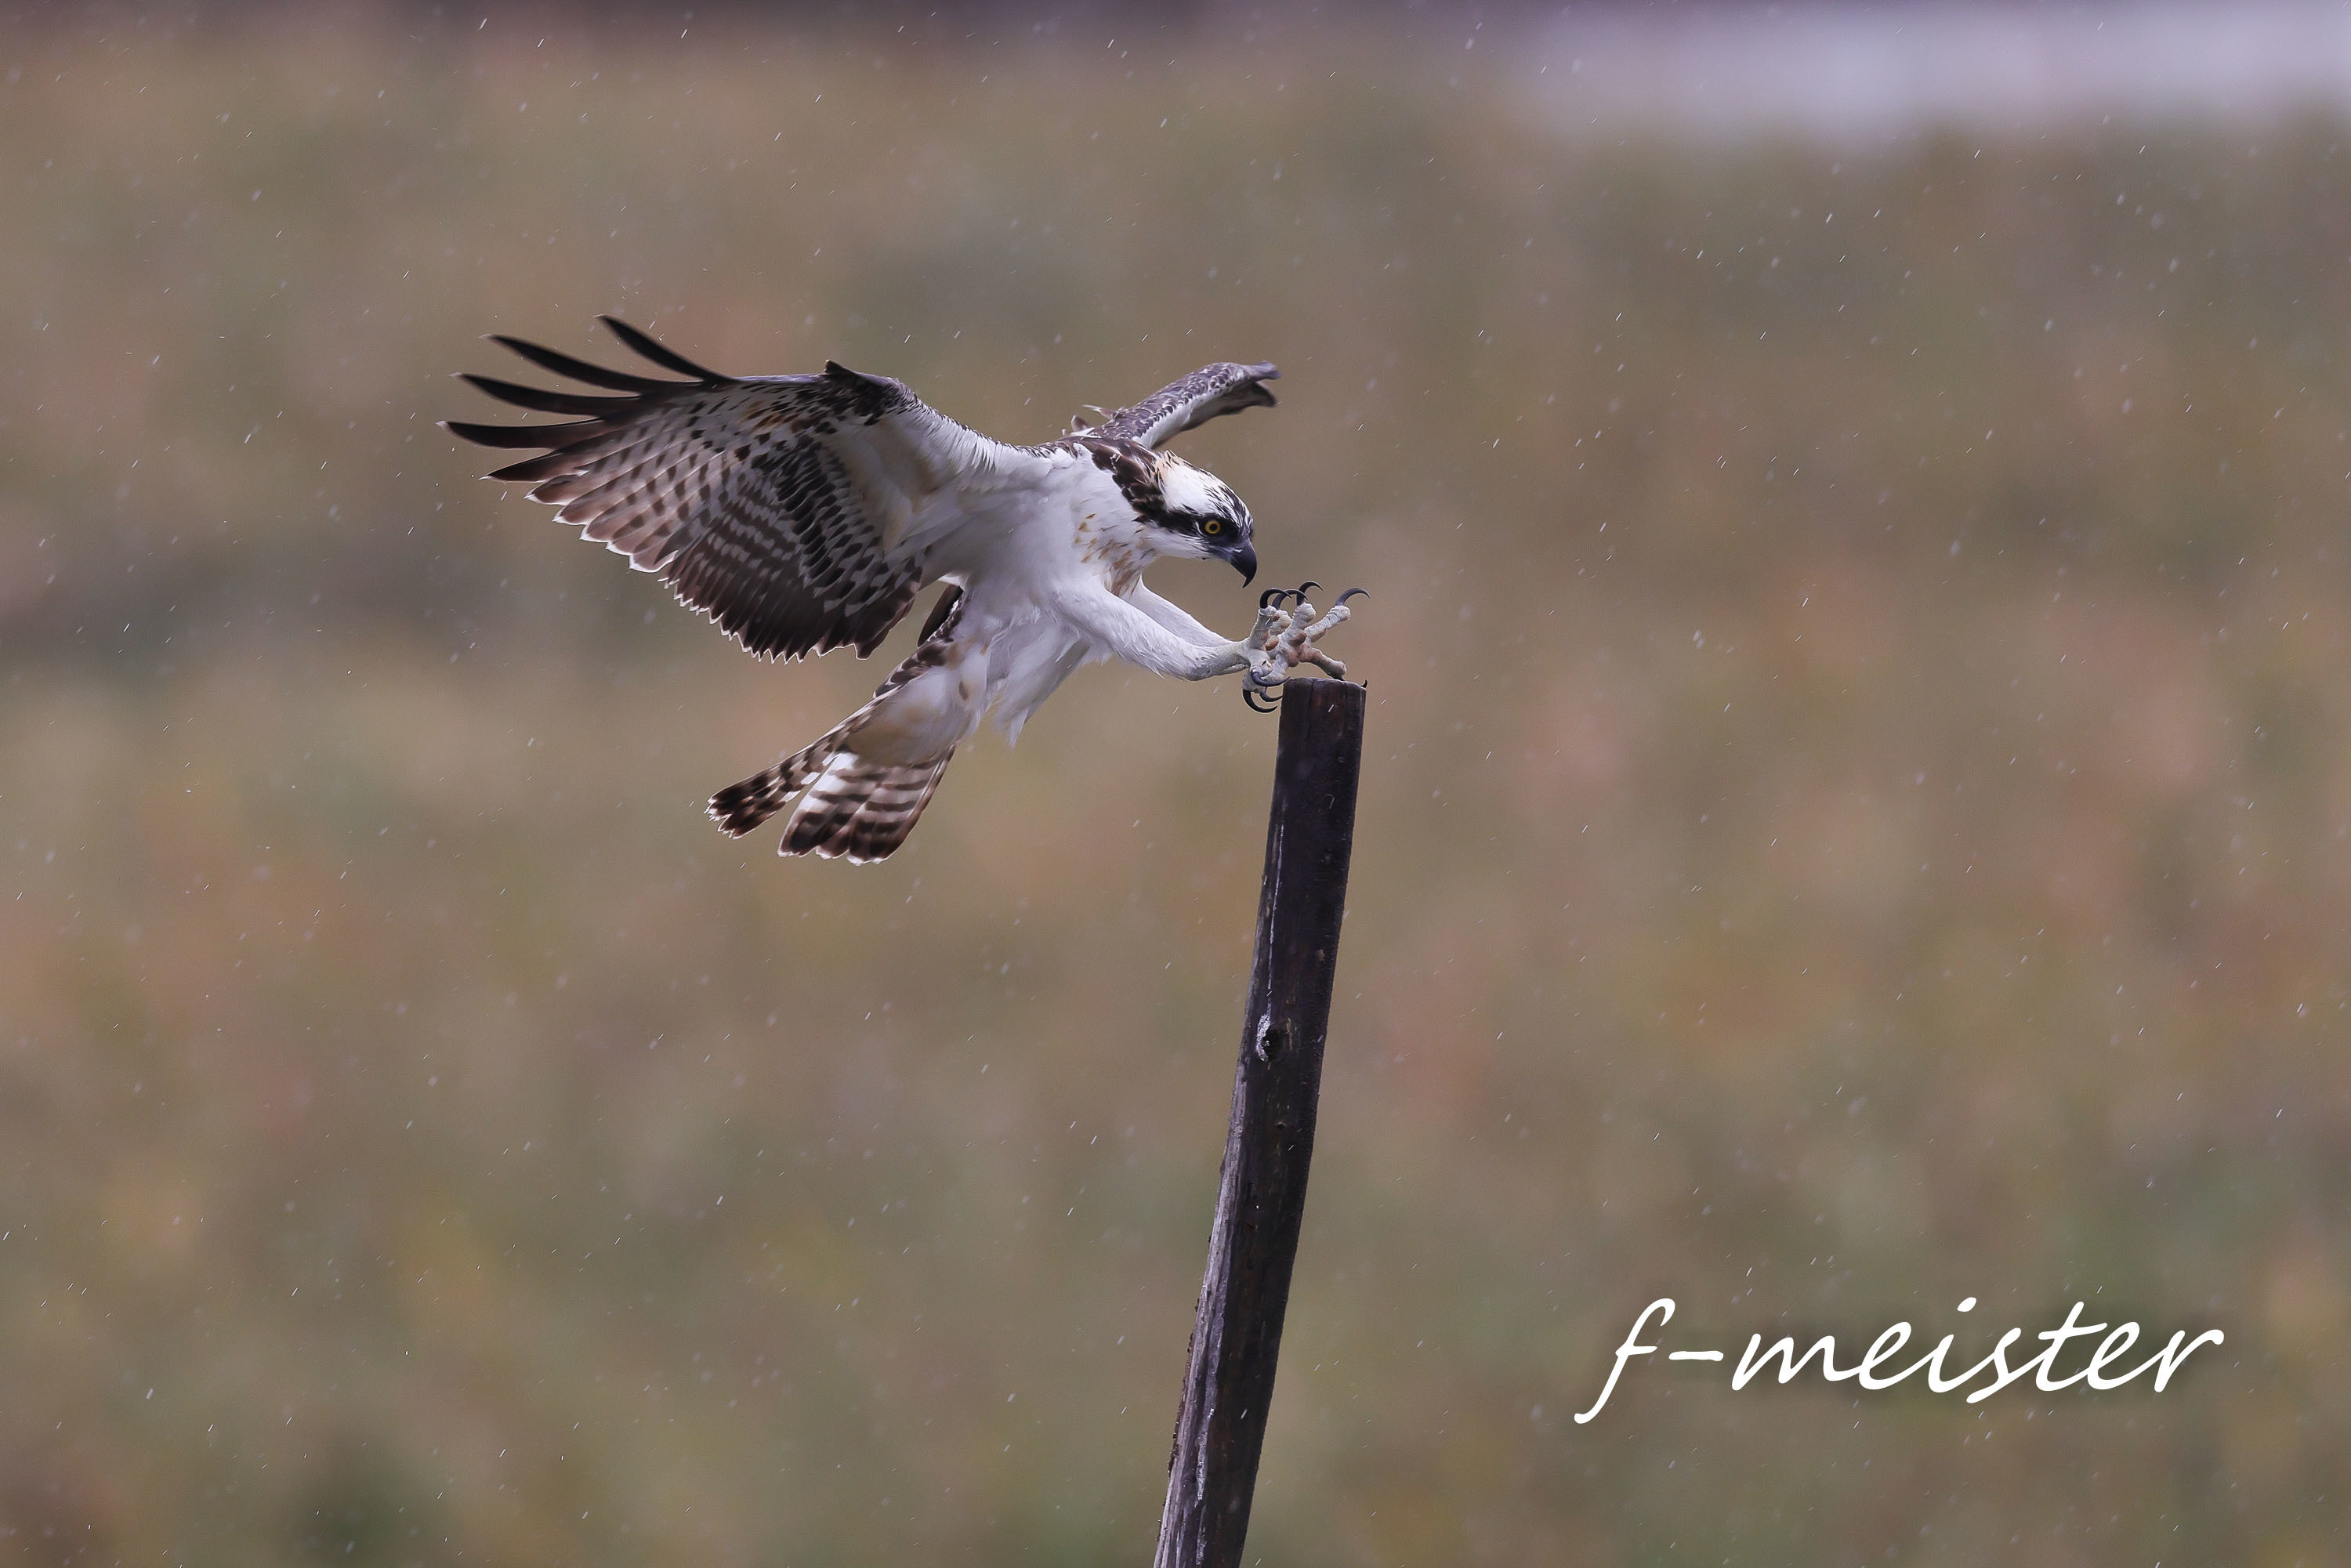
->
xmin=3 ymin=6 xmax=2348 ymax=1566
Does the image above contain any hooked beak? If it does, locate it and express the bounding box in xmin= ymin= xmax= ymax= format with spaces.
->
xmin=1229 ymin=540 xmax=1259 ymax=585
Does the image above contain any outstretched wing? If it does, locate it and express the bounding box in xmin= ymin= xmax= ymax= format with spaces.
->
xmin=447 ymin=317 xmax=1045 ymax=660
xmin=1092 ymin=361 xmax=1280 ymax=450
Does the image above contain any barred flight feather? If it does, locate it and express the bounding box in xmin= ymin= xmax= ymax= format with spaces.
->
xmin=1094 ymin=361 xmax=1279 ymax=450
xmin=446 ymin=319 xmax=937 ymax=661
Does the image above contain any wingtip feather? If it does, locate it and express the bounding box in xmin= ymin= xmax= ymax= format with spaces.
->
xmin=445 ymin=417 xmax=600 ymax=449
xmin=599 ymin=316 xmax=726 ymax=382
xmin=489 ymin=332 xmax=675 ymax=393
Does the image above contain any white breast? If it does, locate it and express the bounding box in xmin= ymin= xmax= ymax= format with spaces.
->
xmin=915 ymin=452 xmax=1150 ymax=742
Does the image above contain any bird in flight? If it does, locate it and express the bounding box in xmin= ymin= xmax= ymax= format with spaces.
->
xmin=447 ymin=318 xmax=1353 ymax=862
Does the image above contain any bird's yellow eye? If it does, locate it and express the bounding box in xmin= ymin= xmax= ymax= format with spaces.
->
xmin=1204 ymin=519 xmax=1223 ymax=535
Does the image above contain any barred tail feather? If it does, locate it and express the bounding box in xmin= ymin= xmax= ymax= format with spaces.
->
xmin=710 ymin=619 xmax=967 ymax=861
xmin=709 ymin=734 xmax=952 ymax=863
xmin=708 ymin=733 xmax=835 ymax=837
xmin=781 ymin=753 xmax=953 ymax=863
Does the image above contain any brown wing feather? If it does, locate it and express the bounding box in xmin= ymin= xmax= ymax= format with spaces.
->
xmin=446 ymin=321 xmax=946 ymax=661
xmin=1094 ymin=361 xmax=1280 ymax=450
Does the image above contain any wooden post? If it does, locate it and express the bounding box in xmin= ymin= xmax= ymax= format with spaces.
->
xmin=1154 ymin=676 xmax=1365 ymax=1568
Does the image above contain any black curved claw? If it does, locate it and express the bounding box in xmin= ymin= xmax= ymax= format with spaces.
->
xmin=1244 ymin=684 xmax=1282 ymax=713
xmin=1259 ymin=587 xmax=1288 ymax=610
xmin=1335 ymin=587 xmax=1370 ymax=607
xmin=1292 ymin=580 xmax=1320 ymax=602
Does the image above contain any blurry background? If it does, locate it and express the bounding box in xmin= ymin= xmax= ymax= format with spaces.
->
xmin=4 ymin=2 xmax=2348 ymax=1563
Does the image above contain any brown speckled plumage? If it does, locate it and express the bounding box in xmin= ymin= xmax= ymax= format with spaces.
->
xmin=448 ymin=320 xmax=926 ymax=661
xmin=1089 ymin=360 xmax=1279 ymax=448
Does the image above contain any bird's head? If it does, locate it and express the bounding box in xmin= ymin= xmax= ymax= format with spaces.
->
xmin=1150 ymin=454 xmax=1258 ymax=585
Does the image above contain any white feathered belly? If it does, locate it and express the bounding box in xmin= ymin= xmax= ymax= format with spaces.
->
xmin=973 ymin=615 xmax=1087 ymax=743
xmin=881 ymin=458 xmax=1133 ymax=751
xmin=854 ymin=644 xmax=991 ymax=765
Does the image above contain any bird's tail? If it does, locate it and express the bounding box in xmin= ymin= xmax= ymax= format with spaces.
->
xmin=712 ymin=606 xmax=968 ymax=864
xmin=709 ymin=726 xmax=954 ymax=864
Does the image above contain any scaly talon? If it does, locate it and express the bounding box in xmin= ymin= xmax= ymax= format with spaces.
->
xmin=1238 ymin=581 xmax=1362 ymax=711
xmin=1275 ymin=599 xmax=1322 ymax=661
xmin=1242 ymin=643 xmax=1288 ymax=686
xmin=1295 ymin=601 xmax=1351 ymax=642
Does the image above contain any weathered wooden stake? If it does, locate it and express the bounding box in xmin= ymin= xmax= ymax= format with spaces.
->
xmin=1154 ymin=676 xmax=1365 ymax=1568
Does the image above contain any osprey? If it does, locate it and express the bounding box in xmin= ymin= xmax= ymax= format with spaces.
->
xmin=447 ymin=318 xmax=1353 ymax=863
